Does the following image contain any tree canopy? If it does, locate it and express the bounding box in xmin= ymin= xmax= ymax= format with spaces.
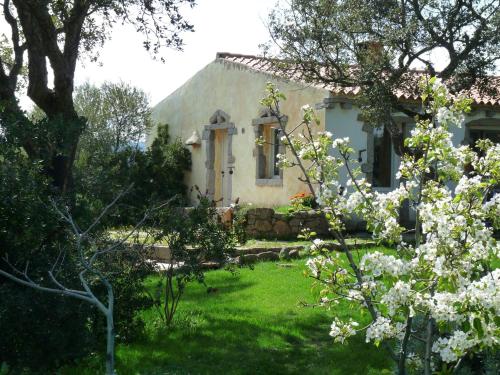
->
xmin=266 ymin=0 xmax=500 ymax=151
xmin=74 ymin=81 xmax=152 ymax=154
xmin=0 ymin=0 xmax=195 ymax=193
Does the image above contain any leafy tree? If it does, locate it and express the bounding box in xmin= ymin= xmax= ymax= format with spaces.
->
xmin=0 ymin=142 xmax=94 ymax=370
xmin=144 ymin=123 xmax=191 ymax=201
xmin=73 ymin=122 xmax=191 ymax=226
xmin=0 ymin=0 xmax=195 ymax=194
xmin=0 ymin=179 xmax=160 ymax=374
xmin=266 ymin=0 xmax=500 ymax=153
xmin=74 ymin=81 xmax=152 ymax=154
xmin=148 ymin=190 xmax=237 ymax=326
xmin=71 ymin=81 xmax=155 ymax=221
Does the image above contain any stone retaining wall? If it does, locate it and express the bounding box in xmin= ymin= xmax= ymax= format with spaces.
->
xmin=244 ymin=208 xmax=331 ymax=240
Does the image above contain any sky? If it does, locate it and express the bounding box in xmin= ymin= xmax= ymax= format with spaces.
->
xmin=5 ymin=0 xmax=491 ymax=111
xmin=75 ymin=0 xmax=274 ymax=107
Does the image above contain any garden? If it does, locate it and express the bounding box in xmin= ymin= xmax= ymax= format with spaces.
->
xmin=61 ymin=250 xmax=393 ymax=375
xmin=1 ymin=1 xmax=499 ymax=375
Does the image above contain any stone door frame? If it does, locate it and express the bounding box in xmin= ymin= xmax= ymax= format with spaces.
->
xmin=202 ymin=110 xmax=237 ymax=205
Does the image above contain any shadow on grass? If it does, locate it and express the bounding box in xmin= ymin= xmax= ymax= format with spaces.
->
xmin=112 ymin=308 xmax=391 ymax=375
xmin=64 ymin=263 xmax=393 ymax=375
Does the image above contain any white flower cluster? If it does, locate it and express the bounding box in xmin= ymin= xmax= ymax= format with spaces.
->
xmin=483 ymin=193 xmax=500 ymax=217
xmin=306 ymin=255 xmax=333 ymax=278
xmin=332 ymin=137 xmax=350 ymax=149
xmin=455 ymin=174 xmax=483 ymax=195
xmin=345 ymin=183 xmax=410 ymax=243
xmin=365 ymin=317 xmax=402 ymax=343
xmin=426 ymin=292 xmax=462 ymax=323
xmin=432 ymin=331 xmax=476 ymax=363
xmin=463 ymin=269 xmax=500 ymax=316
xmin=436 ymin=107 xmax=465 ymax=128
xmin=301 ymin=104 xmax=312 ymax=112
xmin=310 ymin=238 xmax=325 ymax=251
xmin=360 ymin=252 xmax=410 ymax=277
xmin=329 ymin=318 xmax=359 ymax=343
xmin=318 ymin=131 xmax=333 ymax=139
xmin=380 ymin=281 xmax=413 ymax=316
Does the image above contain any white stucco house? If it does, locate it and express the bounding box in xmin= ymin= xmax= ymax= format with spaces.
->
xmin=148 ymin=52 xmax=500 ymax=211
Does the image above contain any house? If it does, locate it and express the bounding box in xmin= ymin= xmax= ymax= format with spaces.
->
xmin=148 ymin=52 xmax=500 ymax=209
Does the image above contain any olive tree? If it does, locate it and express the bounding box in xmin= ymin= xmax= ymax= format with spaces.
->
xmin=266 ymin=0 xmax=500 ymax=154
xmin=0 ymin=0 xmax=195 ymax=193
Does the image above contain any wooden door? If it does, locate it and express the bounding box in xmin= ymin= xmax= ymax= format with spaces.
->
xmin=214 ymin=129 xmax=229 ymax=206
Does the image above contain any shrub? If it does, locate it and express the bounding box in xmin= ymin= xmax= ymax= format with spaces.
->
xmin=0 ymin=150 xmax=94 ymax=370
xmin=147 ymin=191 xmax=237 ymax=326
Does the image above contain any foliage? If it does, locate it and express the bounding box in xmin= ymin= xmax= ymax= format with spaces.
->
xmin=0 ymin=178 xmax=165 ymax=374
xmin=74 ymin=81 xmax=153 ymax=155
xmin=0 ymin=134 xmax=157 ymax=373
xmin=0 ymin=3 xmax=195 ymax=372
xmin=265 ymin=0 xmax=500 ymax=154
xmin=232 ymin=203 xmax=254 ymax=245
xmin=290 ymin=192 xmax=316 ymax=211
xmin=0 ymin=0 xmax=195 ymax=193
xmin=262 ymin=80 xmax=500 ymax=374
xmin=143 ymin=124 xmax=192 ymax=203
xmin=73 ymin=122 xmax=191 ymax=226
xmin=147 ymin=191 xmax=237 ymax=326
xmin=0 ymin=145 xmax=94 ymax=370
xmin=90 ymin=246 xmax=155 ymax=344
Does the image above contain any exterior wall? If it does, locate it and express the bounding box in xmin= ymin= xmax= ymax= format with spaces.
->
xmin=326 ymin=104 xmax=500 ymax=224
xmin=244 ymin=208 xmax=331 ymax=240
xmin=326 ymin=105 xmax=500 ymax=187
xmin=324 ymin=102 xmax=366 ymax=188
xmin=148 ymin=58 xmax=329 ymax=207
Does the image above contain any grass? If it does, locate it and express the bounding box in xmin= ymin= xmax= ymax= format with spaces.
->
xmin=62 ymin=247 xmax=393 ymax=375
xmin=109 ymin=228 xmax=373 ymax=250
xmin=273 ymin=204 xmax=295 ymax=214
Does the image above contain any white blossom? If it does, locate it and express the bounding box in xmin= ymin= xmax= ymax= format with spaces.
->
xmin=432 ymin=331 xmax=476 ymax=363
xmin=329 ymin=318 xmax=359 ymax=343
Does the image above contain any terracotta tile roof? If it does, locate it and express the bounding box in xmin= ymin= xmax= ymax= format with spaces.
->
xmin=216 ymin=52 xmax=500 ymax=107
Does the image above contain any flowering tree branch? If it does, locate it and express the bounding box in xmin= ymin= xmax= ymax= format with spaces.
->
xmin=261 ymin=78 xmax=500 ymax=374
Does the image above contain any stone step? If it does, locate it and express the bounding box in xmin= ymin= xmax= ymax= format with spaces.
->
xmin=147 ymin=240 xmax=377 ymax=265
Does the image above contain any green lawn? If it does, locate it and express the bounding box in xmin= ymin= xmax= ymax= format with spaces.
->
xmin=63 ymin=248 xmax=393 ymax=375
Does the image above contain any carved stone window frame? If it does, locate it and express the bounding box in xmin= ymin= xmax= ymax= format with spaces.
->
xmin=252 ymin=108 xmax=287 ymax=187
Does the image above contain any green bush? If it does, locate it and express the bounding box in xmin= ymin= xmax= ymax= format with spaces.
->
xmin=74 ymin=124 xmax=191 ymax=226
xmin=0 ymin=149 xmax=94 ymax=370
xmin=0 ymin=140 xmax=156 ymax=371
xmin=148 ymin=192 xmax=237 ymax=326
xmin=88 ymin=245 xmax=155 ymax=343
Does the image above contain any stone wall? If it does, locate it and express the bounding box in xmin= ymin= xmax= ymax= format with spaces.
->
xmin=244 ymin=208 xmax=331 ymax=239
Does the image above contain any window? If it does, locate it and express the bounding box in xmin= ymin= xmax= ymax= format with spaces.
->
xmin=268 ymin=126 xmax=281 ymax=178
xmin=252 ymin=111 xmax=286 ymax=186
xmin=372 ymin=126 xmax=392 ymax=188
xmin=469 ymin=129 xmax=500 ymax=154
xmin=467 ymin=124 xmax=500 ymax=199
xmin=259 ymin=124 xmax=282 ymax=179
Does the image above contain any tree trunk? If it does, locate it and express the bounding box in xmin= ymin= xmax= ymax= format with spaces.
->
xmin=43 ymin=114 xmax=84 ymax=195
xmin=105 ymin=289 xmax=115 ymax=375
